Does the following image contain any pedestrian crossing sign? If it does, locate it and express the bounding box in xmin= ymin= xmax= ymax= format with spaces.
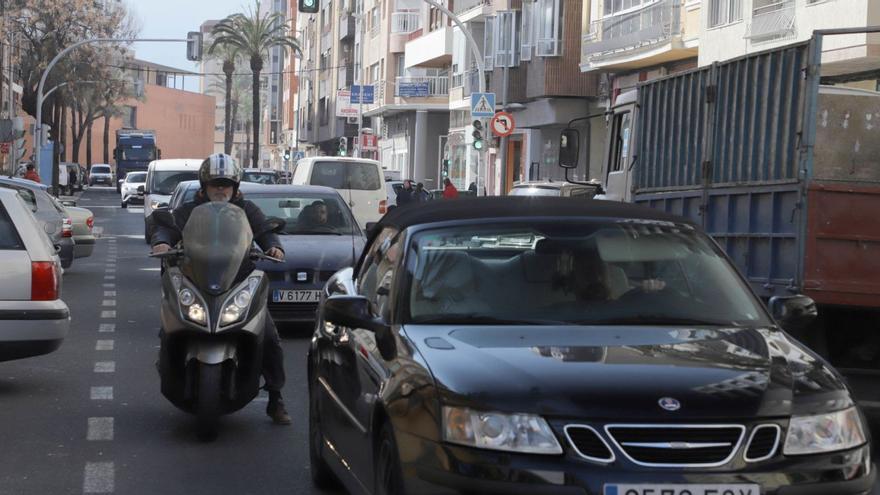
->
xmin=471 ymin=92 xmax=496 ymax=118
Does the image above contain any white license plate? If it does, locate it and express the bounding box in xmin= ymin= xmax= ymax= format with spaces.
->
xmin=272 ymin=290 xmax=321 ymax=303
xmin=604 ymin=485 xmax=760 ymax=495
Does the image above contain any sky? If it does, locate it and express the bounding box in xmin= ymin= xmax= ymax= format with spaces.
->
xmin=123 ymin=0 xmax=259 ymax=92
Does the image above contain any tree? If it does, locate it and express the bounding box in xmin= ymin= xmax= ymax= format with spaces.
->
xmin=210 ymin=2 xmax=300 ymax=167
xmin=206 ymin=42 xmax=241 ymax=155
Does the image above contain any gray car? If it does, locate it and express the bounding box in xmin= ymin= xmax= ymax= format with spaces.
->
xmin=0 ymin=177 xmax=75 ymax=269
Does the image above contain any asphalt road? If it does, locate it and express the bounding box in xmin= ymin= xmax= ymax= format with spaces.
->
xmin=1 ymin=185 xmax=877 ymax=495
xmin=0 ymin=186 xmax=344 ymax=495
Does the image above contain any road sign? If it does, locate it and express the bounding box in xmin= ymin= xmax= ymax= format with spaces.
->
xmin=336 ymin=90 xmax=358 ymax=117
xmin=470 ymin=92 xmax=496 ymax=118
xmin=491 ymin=112 xmax=515 ymax=137
xmin=398 ymin=82 xmax=430 ymax=97
xmin=351 ymin=85 xmax=375 ymax=104
xmin=0 ymin=143 xmax=9 ymax=154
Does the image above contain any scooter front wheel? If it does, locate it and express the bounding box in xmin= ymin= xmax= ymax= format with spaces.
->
xmin=195 ymin=363 xmax=222 ymax=441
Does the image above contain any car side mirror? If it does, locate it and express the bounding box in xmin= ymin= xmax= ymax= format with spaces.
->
xmin=769 ymin=295 xmax=817 ymax=331
xmin=365 ymin=222 xmax=378 ymax=235
xmin=156 ymin=202 xmax=169 ymax=209
xmin=323 ymin=295 xmax=396 ymax=360
xmin=54 ymin=244 xmax=61 ymax=254
xmin=559 ymin=128 xmax=581 ymax=169
xmin=137 ymin=185 xmax=145 ymax=196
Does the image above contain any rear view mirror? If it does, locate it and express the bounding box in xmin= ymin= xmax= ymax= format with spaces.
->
xmin=137 ymin=185 xmax=145 ymax=196
xmin=156 ymin=202 xmax=169 ymax=209
xmin=323 ymin=295 xmax=395 ymax=359
xmin=769 ymin=295 xmax=817 ymax=331
xmin=559 ymin=128 xmax=580 ymax=169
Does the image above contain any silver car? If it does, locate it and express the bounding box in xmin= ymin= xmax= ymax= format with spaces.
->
xmin=120 ymin=170 xmax=147 ymax=208
xmin=0 ymin=177 xmax=75 ymax=269
xmin=0 ymin=188 xmax=70 ymax=362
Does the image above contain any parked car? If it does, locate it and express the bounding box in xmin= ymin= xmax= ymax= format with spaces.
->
xmin=509 ymin=180 xmax=599 ymax=198
xmin=120 ymin=171 xmax=147 ymax=208
xmin=63 ymin=205 xmax=95 ymax=259
xmin=88 ymin=163 xmax=114 ymax=187
xmin=63 ymin=163 xmax=85 ymax=192
xmin=290 ymin=157 xmax=387 ymax=228
xmin=245 ymin=183 xmax=366 ymax=323
xmin=385 ymin=180 xmax=405 ymax=209
xmin=308 ymin=196 xmax=874 ymax=495
xmin=0 ymin=177 xmax=75 ymax=269
xmin=0 ymin=187 xmax=69 ymax=362
xmin=241 ymin=168 xmax=280 ymax=185
xmin=143 ymin=159 xmax=201 ymax=243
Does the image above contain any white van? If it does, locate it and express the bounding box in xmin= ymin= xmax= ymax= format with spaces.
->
xmin=143 ymin=159 xmax=202 ymax=242
xmin=291 ymin=157 xmax=386 ymax=227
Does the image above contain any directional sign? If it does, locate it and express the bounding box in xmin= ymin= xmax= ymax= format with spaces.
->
xmin=398 ymin=82 xmax=430 ymax=97
xmin=470 ymin=92 xmax=496 ymax=118
xmin=490 ymin=112 xmax=515 ymax=137
xmin=351 ymin=85 xmax=375 ymax=104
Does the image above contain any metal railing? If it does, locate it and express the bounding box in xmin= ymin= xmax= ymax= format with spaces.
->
xmin=582 ymin=0 xmax=681 ymax=63
xmin=395 ymin=75 xmax=450 ymax=96
xmin=453 ymin=0 xmax=491 ymax=15
xmin=391 ymin=11 xmax=421 ymax=34
xmin=745 ymin=2 xmax=796 ymax=40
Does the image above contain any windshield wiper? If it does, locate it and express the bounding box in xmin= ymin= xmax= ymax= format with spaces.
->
xmin=412 ymin=314 xmax=567 ymax=326
xmin=574 ymin=315 xmax=736 ymax=326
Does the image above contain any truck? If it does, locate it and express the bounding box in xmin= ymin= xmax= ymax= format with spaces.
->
xmin=114 ymin=129 xmax=160 ymax=192
xmin=559 ymin=28 xmax=880 ymax=405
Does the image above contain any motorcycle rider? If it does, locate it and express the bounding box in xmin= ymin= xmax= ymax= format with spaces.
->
xmin=150 ymin=153 xmax=291 ymax=425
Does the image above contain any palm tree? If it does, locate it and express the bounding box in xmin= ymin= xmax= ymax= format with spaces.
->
xmin=210 ymin=2 xmax=300 ymax=167
xmin=206 ymin=42 xmax=241 ymax=155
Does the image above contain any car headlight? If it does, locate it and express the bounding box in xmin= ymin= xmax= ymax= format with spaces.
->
xmin=442 ymin=406 xmax=562 ymax=454
xmin=150 ymin=199 xmax=161 ymax=210
xmin=783 ymin=407 xmax=866 ymax=455
xmin=219 ymin=276 xmax=261 ymax=326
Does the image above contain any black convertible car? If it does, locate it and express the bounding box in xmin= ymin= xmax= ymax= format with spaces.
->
xmin=308 ymin=197 xmax=873 ymax=495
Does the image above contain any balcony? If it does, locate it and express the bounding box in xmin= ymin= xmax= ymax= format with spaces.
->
xmin=405 ymin=26 xmax=453 ymax=68
xmin=744 ymin=2 xmax=796 ymax=41
xmin=453 ymin=0 xmax=492 ymax=21
xmin=395 ymin=75 xmax=449 ymax=97
xmin=339 ymin=14 xmax=355 ymax=41
xmin=392 ymin=11 xmax=420 ymax=34
xmin=581 ymin=0 xmax=693 ymax=71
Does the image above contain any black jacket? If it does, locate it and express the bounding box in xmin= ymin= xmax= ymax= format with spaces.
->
xmin=151 ymin=191 xmax=284 ymax=273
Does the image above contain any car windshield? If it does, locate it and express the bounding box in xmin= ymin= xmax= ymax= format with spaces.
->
xmin=150 ymin=171 xmax=199 ymax=195
xmin=406 ymin=221 xmax=770 ymax=327
xmin=310 ymin=161 xmax=381 ymax=191
xmin=121 ymin=148 xmax=156 ymax=161
xmin=509 ymin=186 xmax=560 ymax=197
xmin=125 ymin=172 xmax=147 ymax=183
xmin=242 ymin=172 xmax=277 ymax=184
xmin=92 ymin=166 xmax=111 ymax=174
xmin=249 ymin=193 xmax=358 ymax=235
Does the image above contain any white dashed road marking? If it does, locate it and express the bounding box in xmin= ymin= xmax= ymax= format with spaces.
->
xmin=104 ymin=291 xmax=116 ymax=297
xmin=102 ymin=300 xmax=116 ymax=307
xmin=90 ymin=387 xmax=113 ymax=400
xmin=87 ymin=418 xmax=114 ymax=441
xmin=83 ymin=462 xmax=114 ymax=493
xmin=100 ymin=311 xmax=116 ymax=318
xmin=98 ymin=323 xmax=115 ymax=333
xmin=95 ymin=340 xmax=114 ymax=351
xmin=94 ymin=361 xmax=115 ymax=373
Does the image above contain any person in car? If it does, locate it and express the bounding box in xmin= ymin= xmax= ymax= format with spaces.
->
xmin=396 ymin=180 xmax=415 ymax=207
xmin=150 ymin=153 xmax=292 ymax=425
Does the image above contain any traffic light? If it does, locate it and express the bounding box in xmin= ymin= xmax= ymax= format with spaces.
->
xmin=338 ymin=137 xmax=348 ymax=156
xmin=186 ymin=31 xmax=203 ymax=62
xmin=299 ymin=0 xmax=319 ymax=13
xmin=471 ymin=120 xmax=484 ymax=151
xmin=283 ymin=148 xmax=291 ymax=161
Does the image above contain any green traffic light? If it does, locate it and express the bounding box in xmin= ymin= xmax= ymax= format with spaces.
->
xmin=473 ymin=140 xmax=484 ymax=151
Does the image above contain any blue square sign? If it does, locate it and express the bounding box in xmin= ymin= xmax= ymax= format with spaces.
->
xmin=471 ymin=92 xmax=496 ymax=118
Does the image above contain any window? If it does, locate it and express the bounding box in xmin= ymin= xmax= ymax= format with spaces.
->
xmin=396 ymin=54 xmax=406 ymax=78
xmin=122 ymin=106 xmax=137 ymax=128
xmin=319 ymin=97 xmax=329 ymax=125
xmin=370 ymin=7 xmax=380 ymax=36
xmin=483 ymin=16 xmax=495 ymax=71
xmin=535 ymin=0 xmax=562 ymax=56
xmin=520 ymin=0 xmax=536 ymax=61
xmin=429 ymin=6 xmax=445 ymax=31
xmin=708 ymin=0 xmax=742 ymax=27
xmin=371 ymin=63 xmax=380 ymax=83
xmin=610 ymin=111 xmax=632 ymax=172
xmin=310 ymin=161 xmax=382 ymax=191
xmin=357 ymin=227 xmax=403 ymax=320
xmin=0 ymin=204 xmax=24 ymax=250
xmin=494 ymin=10 xmax=518 ymax=68
xmin=11 ymin=187 xmax=37 ymax=212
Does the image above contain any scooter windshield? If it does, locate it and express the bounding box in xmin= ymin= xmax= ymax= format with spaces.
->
xmin=181 ymin=202 xmax=253 ymax=295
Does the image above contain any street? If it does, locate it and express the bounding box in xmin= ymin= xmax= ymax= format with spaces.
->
xmin=0 ymin=186 xmax=342 ymax=495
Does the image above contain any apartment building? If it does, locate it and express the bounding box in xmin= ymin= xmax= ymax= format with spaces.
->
xmin=262 ymin=0 xmax=290 ymax=168
xmin=282 ymin=0 xmax=300 ymax=158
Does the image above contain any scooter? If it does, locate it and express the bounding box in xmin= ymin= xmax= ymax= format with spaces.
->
xmin=150 ymin=202 xmax=283 ymax=440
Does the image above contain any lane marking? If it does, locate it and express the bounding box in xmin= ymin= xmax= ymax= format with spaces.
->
xmin=100 ymin=310 xmax=116 ymax=319
xmin=103 ymin=276 xmax=116 ymax=281
xmin=104 ymin=291 xmax=116 ymax=297
xmin=83 ymin=462 xmax=114 ymax=493
xmin=87 ymin=418 xmax=114 ymax=441
xmin=128 ymin=208 xmax=144 ymax=213
xmin=90 ymin=386 xmax=113 ymax=400
xmin=102 ymin=284 xmax=115 ymax=289
xmin=95 ymin=340 xmax=114 ymax=351
xmin=102 ymin=300 xmax=116 ymax=307
xmin=98 ymin=323 xmax=115 ymax=333
xmin=94 ymin=361 xmax=115 ymax=373
xmin=139 ymin=267 xmax=161 ymax=272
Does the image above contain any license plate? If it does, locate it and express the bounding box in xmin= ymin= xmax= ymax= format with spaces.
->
xmin=604 ymin=485 xmax=760 ymax=495
xmin=272 ymin=289 xmax=321 ymax=303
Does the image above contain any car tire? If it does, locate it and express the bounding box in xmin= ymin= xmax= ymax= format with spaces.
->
xmin=121 ymin=200 xmax=127 ymax=208
xmin=309 ymin=378 xmax=339 ymax=489
xmin=145 ymin=223 xmax=151 ymax=244
xmin=61 ymin=256 xmax=73 ymax=269
xmin=375 ymin=421 xmax=406 ymax=495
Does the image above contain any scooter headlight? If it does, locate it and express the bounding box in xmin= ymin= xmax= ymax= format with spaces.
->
xmin=178 ymin=289 xmax=195 ymax=307
xmin=187 ymin=303 xmax=207 ymax=325
xmin=219 ymin=276 xmax=262 ymax=327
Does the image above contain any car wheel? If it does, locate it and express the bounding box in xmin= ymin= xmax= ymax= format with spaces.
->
xmin=309 ymin=378 xmax=339 ymax=489
xmin=121 ymin=200 xmax=127 ymax=208
xmin=375 ymin=421 xmax=406 ymax=495
xmin=145 ymin=223 xmax=151 ymax=244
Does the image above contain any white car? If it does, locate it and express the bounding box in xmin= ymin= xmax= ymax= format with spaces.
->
xmin=89 ymin=164 xmax=114 ymax=187
xmin=120 ymin=171 xmax=147 ymax=208
xmin=143 ymin=159 xmax=202 ymax=242
xmin=290 ymin=157 xmax=387 ymax=228
xmin=0 ymin=188 xmax=69 ymax=362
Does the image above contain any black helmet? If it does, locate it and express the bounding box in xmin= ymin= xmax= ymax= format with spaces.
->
xmin=198 ymin=153 xmax=241 ymax=191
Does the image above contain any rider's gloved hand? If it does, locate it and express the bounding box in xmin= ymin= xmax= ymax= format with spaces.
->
xmin=266 ymin=247 xmax=284 ymax=261
xmin=152 ymin=243 xmax=171 ymax=255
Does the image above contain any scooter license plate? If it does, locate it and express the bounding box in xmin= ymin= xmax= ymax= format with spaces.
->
xmin=604 ymin=485 xmax=760 ymax=495
xmin=272 ymin=289 xmax=321 ymax=303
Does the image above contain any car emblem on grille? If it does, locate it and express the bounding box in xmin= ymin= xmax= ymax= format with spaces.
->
xmin=658 ymin=397 xmax=681 ymax=411
xmin=297 ymin=272 xmax=308 ymax=282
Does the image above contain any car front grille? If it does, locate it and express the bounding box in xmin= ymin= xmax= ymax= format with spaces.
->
xmin=268 ymin=302 xmax=319 ymax=321
xmin=744 ymin=424 xmax=781 ymax=462
xmin=564 ymin=425 xmax=615 ymax=463
xmin=605 ymin=424 xmax=745 ymax=467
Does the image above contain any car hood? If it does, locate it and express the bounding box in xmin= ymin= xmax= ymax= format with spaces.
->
xmin=405 ymin=325 xmax=850 ymax=420
xmin=256 ymin=234 xmax=365 ymax=275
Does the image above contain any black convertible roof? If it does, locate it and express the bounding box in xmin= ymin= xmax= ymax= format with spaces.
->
xmin=377 ymin=196 xmax=695 ymax=231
